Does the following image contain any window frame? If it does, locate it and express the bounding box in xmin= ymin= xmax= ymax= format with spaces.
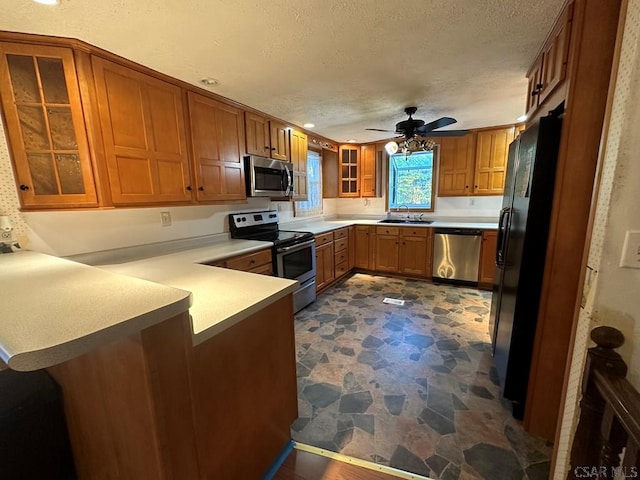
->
xmin=385 ymin=145 xmax=439 ymax=213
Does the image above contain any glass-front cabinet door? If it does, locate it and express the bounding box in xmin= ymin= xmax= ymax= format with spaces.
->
xmin=338 ymin=144 xmax=360 ymax=197
xmin=0 ymin=43 xmax=97 ymax=208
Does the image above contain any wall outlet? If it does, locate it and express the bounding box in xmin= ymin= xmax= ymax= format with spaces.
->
xmin=468 ymin=197 xmax=476 ymax=206
xmin=620 ymin=230 xmax=640 ymax=268
xmin=160 ymin=211 xmax=172 ymax=227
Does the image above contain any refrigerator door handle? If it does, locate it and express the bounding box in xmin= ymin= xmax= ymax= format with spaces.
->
xmin=496 ymin=207 xmax=511 ymax=266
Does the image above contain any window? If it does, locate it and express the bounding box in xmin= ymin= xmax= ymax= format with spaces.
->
xmin=294 ymin=150 xmax=322 ymax=217
xmin=387 ymin=150 xmax=435 ymax=211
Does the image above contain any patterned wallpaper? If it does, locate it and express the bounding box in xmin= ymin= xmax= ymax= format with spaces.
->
xmin=0 ymin=116 xmax=29 ymax=243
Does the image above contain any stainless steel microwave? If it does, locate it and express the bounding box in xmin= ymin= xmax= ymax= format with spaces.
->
xmin=244 ymin=155 xmax=293 ymax=197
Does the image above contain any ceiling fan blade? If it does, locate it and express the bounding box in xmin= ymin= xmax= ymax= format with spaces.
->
xmin=365 ymin=128 xmax=396 ymax=132
xmin=416 ymin=117 xmax=458 ymax=134
xmin=422 ymin=129 xmax=469 ymax=137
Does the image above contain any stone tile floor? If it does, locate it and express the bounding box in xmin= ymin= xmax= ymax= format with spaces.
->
xmin=291 ymin=273 xmax=552 ymax=480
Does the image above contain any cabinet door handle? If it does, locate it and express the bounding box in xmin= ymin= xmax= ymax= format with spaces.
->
xmin=186 ymin=185 xmax=193 ymax=191
xmin=19 ymin=184 xmax=30 ymax=191
xmin=264 ymin=146 xmax=270 ymax=150
xmin=198 ymin=186 xmax=204 ymax=191
xmin=271 ymin=147 xmax=276 ymax=151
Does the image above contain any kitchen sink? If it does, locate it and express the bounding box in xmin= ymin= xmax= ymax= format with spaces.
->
xmin=378 ymin=219 xmax=433 ymax=225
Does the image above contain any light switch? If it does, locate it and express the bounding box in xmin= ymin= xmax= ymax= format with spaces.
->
xmin=619 ymin=230 xmax=640 ymax=268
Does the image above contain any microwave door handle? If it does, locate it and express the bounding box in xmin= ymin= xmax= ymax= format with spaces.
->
xmin=284 ymin=164 xmax=293 ymax=196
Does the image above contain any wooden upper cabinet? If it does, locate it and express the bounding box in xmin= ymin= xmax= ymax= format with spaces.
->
xmin=360 ymin=144 xmax=376 ymax=197
xmin=290 ymin=129 xmax=308 ymax=201
xmin=270 ymin=120 xmax=290 ymax=161
xmin=525 ymin=55 xmax=544 ymax=117
xmin=322 ymin=149 xmax=339 ymax=198
xmin=245 ymin=112 xmax=270 ymax=157
xmin=538 ymin=2 xmax=573 ymax=105
xmin=437 ymin=134 xmax=476 ymax=197
xmin=338 ymin=144 xmax=360 ymax=197
xmin=525 ymin=1 xmax=573 ymax=116
xmin=92 ymin=57 xmax=191 ymax=205
xmin=244 ymin=112 xmax=290 ymax=161
xmin=186 ymin=92 xmax=246 ymax=202
xmin=473 ymin=127 xmax=515 ymax=195
xmin=0 ymin=42 xmax=98 ymax=208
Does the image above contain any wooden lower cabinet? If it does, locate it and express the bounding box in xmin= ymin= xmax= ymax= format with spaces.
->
xmin=354 ymin=226 xmax=373 ymax=269
xmin=374 ymin=230 xmax=400 ymax=272
xmin=48 ymin=296 xmax=297 ymax=479
xmin=315 ymin=241 xmax=335 ymax=291
xmin=399 ymin=229 xmax=432 ymax=277
xmin=479 ymin=230 xmax=497 ymax=286
xmin=207 ymin=248 xmax=273 ymax=275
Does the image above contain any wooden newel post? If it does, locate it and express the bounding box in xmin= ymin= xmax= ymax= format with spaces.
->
xmin=568 ymin=326 xmax=627 ymax=479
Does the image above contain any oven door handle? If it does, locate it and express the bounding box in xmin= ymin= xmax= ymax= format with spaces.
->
xmin=276 ymin=238 xmax=315 ymax=254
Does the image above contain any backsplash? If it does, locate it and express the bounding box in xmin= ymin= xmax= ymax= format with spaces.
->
xmin=331 ymin=195 xmax=502 ymax=219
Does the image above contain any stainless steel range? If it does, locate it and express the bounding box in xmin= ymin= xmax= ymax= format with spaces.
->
xmin=229 ymin=210 xmax=316 ymax=312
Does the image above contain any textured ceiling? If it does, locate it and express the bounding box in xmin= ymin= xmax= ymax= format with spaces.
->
xmin=2 ymin=0 xmax=564 ymax=143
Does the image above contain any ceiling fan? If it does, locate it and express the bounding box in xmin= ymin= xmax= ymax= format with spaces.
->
xmin=366 ymin=107 xmax=468 ymax=155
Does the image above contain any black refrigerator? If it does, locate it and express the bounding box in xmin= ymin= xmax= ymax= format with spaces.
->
xmin=488 ymin=106 xmax=563 ymax=419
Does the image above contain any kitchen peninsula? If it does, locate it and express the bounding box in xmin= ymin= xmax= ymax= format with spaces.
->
xmin=0 ymin=248 xmax=299 ymax=479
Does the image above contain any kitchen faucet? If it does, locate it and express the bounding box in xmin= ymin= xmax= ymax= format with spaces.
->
xmin=398 ymin=204 xmax=409 ymax=220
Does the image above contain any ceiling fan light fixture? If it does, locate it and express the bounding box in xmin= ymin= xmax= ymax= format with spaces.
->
xmin=303 ymin=123 xmax=315 ymax=128
xmin=385 ymin=141 xmax=399 ymax=155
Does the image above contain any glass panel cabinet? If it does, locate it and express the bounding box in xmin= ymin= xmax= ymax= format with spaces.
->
xmin=338 ymin=144 xmax=360 ymax=197
xmin=0 ymin=43 xmax=97 ymax=208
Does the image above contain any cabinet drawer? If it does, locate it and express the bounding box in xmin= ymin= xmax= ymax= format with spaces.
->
xmin=333 ymin=228 xmax=349 ymax=240
xmin=334 ymin=250 xmax=348 ymax=265
xmin=315 ymin=232 xmax=334 ymax=246
xmin=401 ymin=227 xmax=429 ymax=237
xmin=248 ymin=263 xmax=273 ymax=276
xmin=335 ymin=260 xmax=348 ymax=278
xmin=225 ymin=249 xmax=272 ymax=271
xmin=334 ymin=238 xmax=348 ymax=252
xmin=376 ymin=226 xmax=400 ymax=236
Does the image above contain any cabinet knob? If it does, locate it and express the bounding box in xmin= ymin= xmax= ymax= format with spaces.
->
xmin=531 ymin=90 xmax=539 ymax=97
xmin=475 ymin=185 xmax=478 ymax=188
xmin=19 ymin=184 xmax=30 ymax=191
xmin=264 ymin=146 xmax=270 ymax=150
xmin=186 ymin=185 xmax=193 ymax=191
xmin=271 ymin=147 xmax=276 ymax=151
xmin=465 ymin=185 xmax=469 ymax=188
xmin=198 ymin=186 xmax=204 ymax=191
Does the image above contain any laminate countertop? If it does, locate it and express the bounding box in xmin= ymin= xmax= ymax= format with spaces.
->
xmin=0 ymin=240 xmax=298 ymax=371
xmin=282 ymin=218 xmax=499 ymax=235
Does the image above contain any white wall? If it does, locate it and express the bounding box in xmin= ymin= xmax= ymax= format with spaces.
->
xmin=553 ymin=2 xmax=640 ymax=477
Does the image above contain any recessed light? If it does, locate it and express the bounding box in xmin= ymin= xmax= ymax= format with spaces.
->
xmin=516 ymin=114 xmax=527 ymax=122
xmin=303 ymin=123 xmax=315 ymax=129
xmin=32 ymin=0 xmax=59 ymax=4
xmin=199 ymin=78 xmax=220 ymax=87
xmin=347 ymin=139 xmax=356 ymax=143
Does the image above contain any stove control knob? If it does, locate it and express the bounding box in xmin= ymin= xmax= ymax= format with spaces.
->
xmin=269 ymin=214 xmax=276 ymax=218
xmin=242 ymin=217 xmax=246 ymax=222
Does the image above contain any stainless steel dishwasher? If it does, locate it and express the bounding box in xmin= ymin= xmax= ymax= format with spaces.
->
xmin=432 ymin=228 xmax=482 ymax=285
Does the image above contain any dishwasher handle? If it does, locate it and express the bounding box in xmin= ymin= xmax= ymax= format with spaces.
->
xmin=433 ymin=228 xmax=482 ymax=236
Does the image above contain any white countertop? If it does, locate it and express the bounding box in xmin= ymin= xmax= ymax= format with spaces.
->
xmin=0 ymin=240 xmax=298 ymax=371
xmin=0 ymin=251 xmax=192 ymax=371
xmin=99 ymin=240 xmax=299 ymax=345
xmin=284 ymin=218 xmax=498 ymax=235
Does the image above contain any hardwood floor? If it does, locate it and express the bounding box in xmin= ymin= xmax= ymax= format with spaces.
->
xmin=273 ymin=448 xmax=413 ymax=480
